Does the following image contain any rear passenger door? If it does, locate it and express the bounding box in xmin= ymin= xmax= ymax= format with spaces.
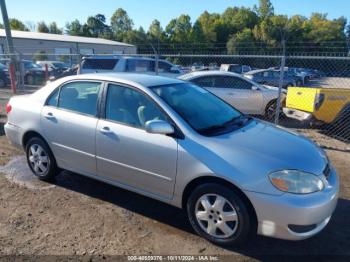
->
xmin=213 ymin=76 xmax=262 ymax=114
xmin=41 ymin=81 xmax=102 ymax=176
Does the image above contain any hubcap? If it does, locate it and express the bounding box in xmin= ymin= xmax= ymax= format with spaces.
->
xmin=28 ymin=144 xmax=50 ymax=176
xmin=195 ymin=194 xmax=239 ymax=238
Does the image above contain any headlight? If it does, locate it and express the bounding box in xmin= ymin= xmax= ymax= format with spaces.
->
xmin=269 ymin=170 xmax=324 ymax=194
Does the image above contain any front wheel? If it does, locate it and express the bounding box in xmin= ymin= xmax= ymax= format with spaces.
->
xmin=265 ymin=100 xmax=277 ymax=121
xmin=186 ymin=183 xmax=253 ymax=246
xmin=26 ymin=137 xmax=58 ymax=181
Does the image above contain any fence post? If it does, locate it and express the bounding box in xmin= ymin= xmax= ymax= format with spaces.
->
xmin=44 ymin=64 xmax=49 ymax=81
xmin=275 ymin=40 xmax=286 ymax=125
xmin=9 ymin=62 xmax=16 ymax=94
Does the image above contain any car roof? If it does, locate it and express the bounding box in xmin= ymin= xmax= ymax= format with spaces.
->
xmin=62 ymin=73 xmax=184 ymax=87
xmin=82 ymin=55 xmax=170 ymax=63
xmin=178 ymin=70 xmax=243 ymax=80
xmin=244 ymin=69 xmax=269 ymax=75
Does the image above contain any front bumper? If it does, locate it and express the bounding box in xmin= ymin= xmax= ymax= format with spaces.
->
xmin=246 ymin=166 xmax=339 ymax=240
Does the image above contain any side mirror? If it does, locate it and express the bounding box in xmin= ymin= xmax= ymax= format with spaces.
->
xmin=145 ymin=120 xmax=175 ymax=135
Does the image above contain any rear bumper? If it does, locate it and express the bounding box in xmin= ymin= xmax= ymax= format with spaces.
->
xmin=246 ymin=166 xmax=339 ymax=241
xmin=283 ymin=107 xmax=312 ymax=121
xmin=4 ymin=122 xmax=23 ymax=148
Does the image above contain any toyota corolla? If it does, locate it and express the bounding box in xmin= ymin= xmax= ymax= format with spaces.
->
xmin=5 ymin=73 xmax=339 ymax=245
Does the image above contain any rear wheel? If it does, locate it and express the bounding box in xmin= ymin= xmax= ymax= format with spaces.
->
xmin=186 ymin=183 xmax=253 ymax=246
xmin=26 ymin=137 xmax=58 ymax=181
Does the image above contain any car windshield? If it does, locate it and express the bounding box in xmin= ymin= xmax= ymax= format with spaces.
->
xmin=150 ymin=83 xmax=248 ymax=136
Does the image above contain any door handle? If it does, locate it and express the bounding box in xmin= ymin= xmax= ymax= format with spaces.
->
xmin=44 ymin=112 xmax=55 ymax=120
xmin=100 ymin=126 xmax=112 ymax=134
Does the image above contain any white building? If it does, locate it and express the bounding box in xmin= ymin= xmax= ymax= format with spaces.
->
xmin=0 ymin=29 xmax=137 ymax=63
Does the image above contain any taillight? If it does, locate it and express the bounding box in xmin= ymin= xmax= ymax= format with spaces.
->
xmin=6 ymin=103 xmax=12 ymax=114
xmin=314 ymin=93 xmax=325 ymax=110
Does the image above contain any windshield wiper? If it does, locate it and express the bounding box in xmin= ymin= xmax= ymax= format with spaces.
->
xmin=198 ymin=115 xmax=253 ymax=136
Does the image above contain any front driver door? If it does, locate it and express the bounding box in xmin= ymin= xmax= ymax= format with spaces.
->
xmin=96 ymin=83 xmax=178 ymax=200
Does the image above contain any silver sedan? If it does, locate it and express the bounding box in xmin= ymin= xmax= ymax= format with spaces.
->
xmin=179 ymin=71 xmax=286 ymax=119
xmin=5 ymin=73 xmax=338 ymax=245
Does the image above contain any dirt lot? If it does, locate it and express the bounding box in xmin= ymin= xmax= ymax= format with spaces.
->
xmin=0 ymin=87 xmax=350 ymax=260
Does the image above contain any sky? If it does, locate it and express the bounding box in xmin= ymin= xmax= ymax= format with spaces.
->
xmin=4 ymin=0 xmax=350 ymax=31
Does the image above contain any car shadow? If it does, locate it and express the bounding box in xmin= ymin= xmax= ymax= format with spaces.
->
xmin=51 ymin=170 xmax=350 ymax=257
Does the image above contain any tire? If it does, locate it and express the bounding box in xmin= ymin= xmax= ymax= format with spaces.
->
xmin=186 ymin=183 xmax=253 ymax=246
xmin=25 ymin=137 xmax=58 ymax=181
xmin=265 ymin=100 xmax=277 ymax=121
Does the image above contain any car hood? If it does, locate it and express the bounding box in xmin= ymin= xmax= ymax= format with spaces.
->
xmin=203 ymin=120 xmax=327 ymax=179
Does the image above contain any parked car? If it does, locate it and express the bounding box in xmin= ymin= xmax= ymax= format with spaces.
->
xmin=270 ymin=67 xmax=308 ymax=86
xmin=79 ymin=56 xmax=184 ymax=78
xmin=191 ymin=62 xmax=206 ymax=72
xmin=36 ymin=60 xmax=70 ymax=79
xmin=0 ymin=63 xmax=10 ymax=88
xmin=23 ymin=60 xmax=47 ymax=85
xmin=5 ymin=73 xmax=338 ymax=245
xmin=244 ymin=69 xmax=298 ymax=89
xmin=0 ymin=59 xmax=46 ymax=85
xmin=49 ymin=64 xmax=79 ymax=81
xmin=179 ymin=71 xmax=285 ymax=119
xmin=220 ymin=64 xmax=252 ymax=74
xmin=36 ymin=61 xmax=69 ymax=71
xmin=283 ymin=87 xmax=350 ymax=132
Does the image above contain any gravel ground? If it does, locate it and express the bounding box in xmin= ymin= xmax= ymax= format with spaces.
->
xmin=0 ymin=86 xmax=349 ymax=260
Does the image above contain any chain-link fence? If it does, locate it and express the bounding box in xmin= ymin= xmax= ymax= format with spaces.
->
xmin=1 ymin=49 xmax=349 ymax=144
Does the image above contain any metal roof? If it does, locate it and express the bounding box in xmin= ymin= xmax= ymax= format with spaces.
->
xmin=0 ymin=29 xmax=135 ymax=47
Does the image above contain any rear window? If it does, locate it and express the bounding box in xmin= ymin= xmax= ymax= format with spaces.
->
xmin=82 ymin=59 xmax=119 ymax=70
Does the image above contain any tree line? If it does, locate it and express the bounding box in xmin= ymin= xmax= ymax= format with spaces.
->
xmin=2 ymin=0 xmax=350 ymax=55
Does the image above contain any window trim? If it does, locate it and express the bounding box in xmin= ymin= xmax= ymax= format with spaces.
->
xmin=101 ymin=81 xmax=184 ymax=138
xmin=44 ymin=79 xmax=104 ymax=119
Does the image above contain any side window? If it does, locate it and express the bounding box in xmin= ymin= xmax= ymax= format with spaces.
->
xmin=215 ymin=76 xmax=253 ymax=89
xmin=58 ymin=81 xmax=101 ymax=116
xmin=106 ymin=84 xmax=167 ymax=128
xmin=82 ymin=59 xmax=119 ymax=70
xmin=158 ymin=61 xmax=173 ymax=73
xmin=126 ymin=59 xmax=153 ymax=72
xmin=47 ymin=88 xmax=59 ymax=107
xmin=242 ymin=66 xmax=251 ymax=73
xmin=192 ymin=76 xmax=215 ymax=88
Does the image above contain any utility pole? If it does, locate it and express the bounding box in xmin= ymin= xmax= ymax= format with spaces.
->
xmin=0 ymin=0 xmax=17 ymax=92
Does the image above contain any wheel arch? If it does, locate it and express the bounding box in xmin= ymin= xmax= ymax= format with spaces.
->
xmin=181 ymin=176 xmax=258 ymax=227
xmin=22 ymin=130 xmax=48 ymax=149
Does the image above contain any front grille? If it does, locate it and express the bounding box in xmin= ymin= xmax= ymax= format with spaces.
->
xmin=323 ymin=164 xmax=331 ymax=180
